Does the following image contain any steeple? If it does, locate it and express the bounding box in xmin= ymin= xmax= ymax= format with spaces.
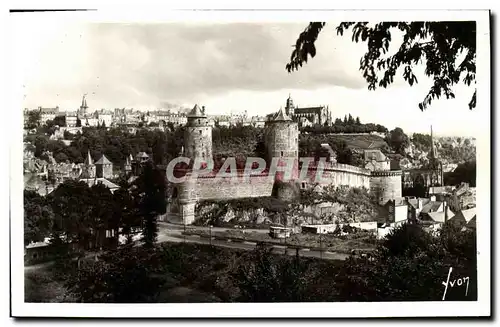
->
xmin=285 ymin=93 xmax=295 ymax=117
xmin=84 ymin=150 xmax=93 ymax=165
xmin=81 ymin=94 xmax=88 ymax=109
xmin=430 ymin=125 xmax=436 ymax=159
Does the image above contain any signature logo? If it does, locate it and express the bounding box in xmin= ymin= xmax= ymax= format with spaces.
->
xmin=442 ymin=267 xmax=470 ymax=300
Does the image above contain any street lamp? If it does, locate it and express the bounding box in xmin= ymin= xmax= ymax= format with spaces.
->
xmin=209 ymin=225 xmax=213 ymax=246
xmin=183 ymin=223 xmax=186 ymax=243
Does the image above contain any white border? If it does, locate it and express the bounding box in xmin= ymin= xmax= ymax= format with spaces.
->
xmin=8 ymin=8 xmax=491 ymax=318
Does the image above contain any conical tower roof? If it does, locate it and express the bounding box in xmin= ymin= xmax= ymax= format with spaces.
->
xmin=188 ymin=104 xmax=206 ymax=118
xmin=95 ymin=154 xmax=112 ymax=165
xmin=84 ymin=150 xmax=93 ymax=165
xmin=272 ymin=107 xmax=291 ymax=122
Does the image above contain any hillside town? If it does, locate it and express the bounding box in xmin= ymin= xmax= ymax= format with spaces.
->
xmin=20 ymin=20 xmax=480 ymax=306
xmin=24 ymin=94 xmax=477 ymax=263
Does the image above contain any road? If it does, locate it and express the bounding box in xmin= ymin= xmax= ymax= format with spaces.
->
xmin=157 ymin=231 xmax=349 ymax=261
xmin=25 ymin=224 xmax=347 ymax=271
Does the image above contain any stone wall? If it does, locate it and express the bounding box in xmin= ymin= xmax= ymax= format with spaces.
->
xmin=370 ymin=171 xmax=403 ymax=205
xmin=300 ymin=163 xmax=371 ymax=190
xmin=176 ymin=174 xmax=275 ymax=203
xmin=184 ymin=117 xmax=213 ymax=161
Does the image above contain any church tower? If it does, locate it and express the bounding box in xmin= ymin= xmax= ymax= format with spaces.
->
xmin=79 ymin=94 xmax=88 ymax=118
xmin=80 ymin=150 xmax=96 ymax=179
xmin=427 ymin=125 xmax=443 ymax=186
xmin=184 ymin=104 xmax=213 ymax=162
xmin=285 ymin=94 xmax=295 ymax=117
xmin=95 ymin=154 xmax=113 ymax=179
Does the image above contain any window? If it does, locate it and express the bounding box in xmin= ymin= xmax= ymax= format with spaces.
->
xmin=198 ymin=119 xmax=200 ymax=124
xmin=199 ymin=130 xmax=202 ymax=134
xmin=301 ymin=182 xmax=306 ymax=189
xmin=280 ymin=151 xmax=284 ymax=157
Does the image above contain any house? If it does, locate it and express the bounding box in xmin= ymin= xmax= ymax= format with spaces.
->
xmin=384 ymin=198 xmax=408 ymax=225
xmin=363 ymin=149 xmax=390 ymax=171
xmin=448 ymin=183 xmax=476 ymax=212
xmin=447 ymin=208 xmax=476 ymax=231
xmin=79 ymin=178 xmax=120 ymax=194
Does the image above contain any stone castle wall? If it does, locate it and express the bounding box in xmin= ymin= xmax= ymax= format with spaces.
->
xmin=369 ymin=171 xmax=403 ymax=205
xmin=301 ymin=163 xmax=371 ymax=189
xmin=177 ymin=174 xmax=275 ymax=202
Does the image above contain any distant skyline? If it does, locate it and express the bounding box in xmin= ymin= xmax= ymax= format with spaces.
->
xmin=13 ymin=19 xmax=479 ymax=137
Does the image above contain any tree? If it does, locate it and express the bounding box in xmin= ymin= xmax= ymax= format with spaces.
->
xmin=233 ymin=247 xmax=308 ymax=302
xmin=347 ymin=114 xmax=354 ymax=125
xmin=386 ymin=127 xmax=410 ymax=155
xmin=24 ymin=191 xmax=54 ymax=245
xmin=334 ymin=223 xmax=477 ymax=301
xmin=76 ymin=118 xmax=82 ymax=127
xmin=26 ymin=110 xmax=41 ymax=129
xmin=286 ymin=22 xmax=476 ymax=110
xmin=355 ymin=117 xmax=361 ymax=125
xmin=53 ymin=115 xmax=66 ymax=127
xmin=132 ymin=161 xmax=167 ymax=247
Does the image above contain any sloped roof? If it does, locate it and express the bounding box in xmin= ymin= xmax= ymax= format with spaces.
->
xmin=80 ymin=178 xmax=120 ymax=190
xmin=95 ymin=154 xmax=112 ymax=165
xmin=188 ymin=104 xmax=205 ymax=117
xmin=421 ymin=201 xmax=443 ymax=214
xmin=451 ymin=208 xmax=476 ymax=224
xmin=427 ymin=208 xmax=455 ymax=223
xmin=364 ymin=149 xmax=387 ymax=162
xmin=272 ymin=107 xmax=291 ymax=121
xmin=84 ymin=151 xmax=93 ymax=165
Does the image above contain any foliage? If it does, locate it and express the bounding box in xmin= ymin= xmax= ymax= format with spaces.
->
xmin=25 ymin=110 xmax=41 ymax=130
xmin=45 ymin=222 xmax=476 ymax=303
xmin=287 ymin=22 xmax=476 ymax=110
xmin=131 ymin=161 xmax=167 ymax=247
xmin=24 ymin=191 xmax=54 ymax=245
xmin=444 ymin=160 xmax=476 ymax=187
xmin=412 ymin=133 xmax=432 ymax=151
xmin=66 ymin=247 xmax=168 ymax=303
xmin=385 ymin=127 xmax=410 ymax=155
xmin=301 ymin=121 xmax=388 ymax=135
xmin=334 ymin=223 xmax=477 ymax=301
xmin=233 ymin=247 xmax=309 ymax=302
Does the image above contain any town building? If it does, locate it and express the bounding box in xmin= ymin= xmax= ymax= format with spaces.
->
xmin=284 ymin=94 xmax=332 ymax=127
xmin=402 ymin=126 xmax=444 ymax=192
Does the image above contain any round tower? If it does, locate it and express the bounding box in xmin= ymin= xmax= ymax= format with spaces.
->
xmin=369 ymin=170 xmax=403 ymax=205
xmin=184 ymin=104 xmax=213 ymax=162
xmin=265 ymin=107 xmax=299 ymax=200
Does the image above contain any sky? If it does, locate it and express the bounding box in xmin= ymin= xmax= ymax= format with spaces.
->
xmin=12 ymin=18 xmax=480 ymax=136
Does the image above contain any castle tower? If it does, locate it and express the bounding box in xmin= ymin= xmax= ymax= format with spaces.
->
xmin=80 ymin=150 xmax=96 ymax=179
xmin=95 ymin=154 xmax=113 ymax=179
xmin=79 ymin=94 xmax=88 ymax=118
xmin=184 ymin=104 xmax=213 ymax=163
xmin=265 ymin=107 xmax=300 ymax=201
xmin=285 ymin=94 xmax=295 ymax=117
